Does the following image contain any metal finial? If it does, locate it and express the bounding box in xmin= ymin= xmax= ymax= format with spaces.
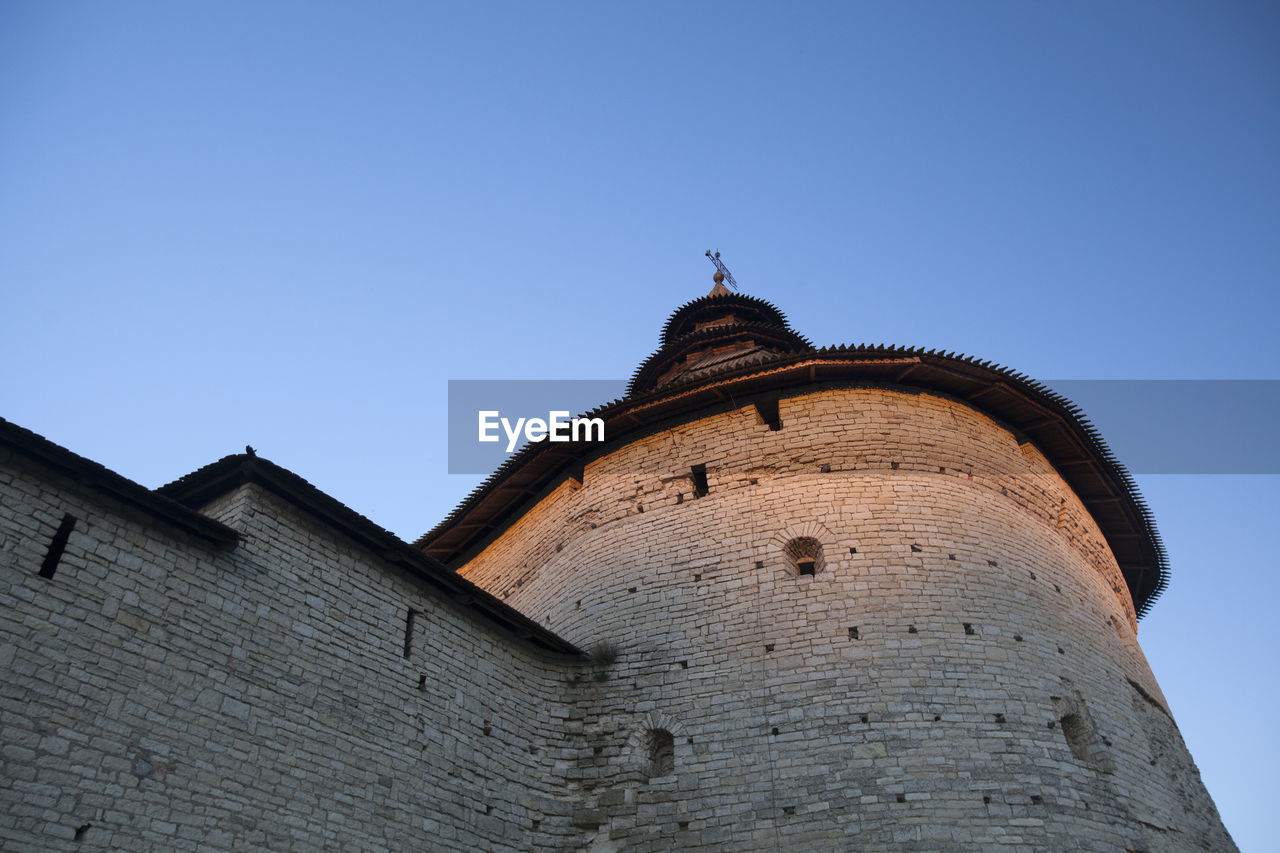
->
xmin=704 ymin=250 xmax=739 ymax=291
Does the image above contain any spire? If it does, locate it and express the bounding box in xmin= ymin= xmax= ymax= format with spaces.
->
xmin=705 ymin=250 xmax=738 ymax=293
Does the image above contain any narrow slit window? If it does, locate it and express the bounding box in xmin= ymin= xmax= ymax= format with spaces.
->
xmin=690 ymin=464 xmax=709 ymax=498
xmin=403 ymin=608 xmax=416 ymax=659
xmin=39 ymin=514 xmax=77 ymax=579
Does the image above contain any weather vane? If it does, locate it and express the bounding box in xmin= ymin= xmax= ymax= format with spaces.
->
xmin=705 ymin=250 xmax=739 ymax=291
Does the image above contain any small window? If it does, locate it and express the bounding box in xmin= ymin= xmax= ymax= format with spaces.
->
xmin=754 ymin=398 xmax=782 ymax=430
xmin=647 ymin=729 xmax=675 ymax=778
xmin=38 ymin=513 xmax=77 ymax=579
xmin=690 ymin=464 xmax=709 ymax=498
xmin=403 ymin=608 xmax=416 ymax=659
xmin=783 ymin=536 xmax=824 ymax=577
xmin=1051 ymin=686 xmax=1111 ymax=770
xmin=1060 ymin=713 xmax=1092 ymax=761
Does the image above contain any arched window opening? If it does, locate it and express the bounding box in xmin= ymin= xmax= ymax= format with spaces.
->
xmin=1060 ymin=713 xmax=1093 ymax=762
xmin=783 ymin=537 xmax=824 ymax=577
xmin=647 ymin=729 xmax=675 ymax=779
xmin=1051 ymin=684 xmax=1114 ymax=771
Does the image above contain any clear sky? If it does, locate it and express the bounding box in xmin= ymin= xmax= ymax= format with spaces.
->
xmin=2 ymin=2 xmax=1276 ymax=848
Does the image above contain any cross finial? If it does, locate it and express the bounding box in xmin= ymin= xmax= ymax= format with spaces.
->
xmin=705 ymin=250 xmax=739 ymax=292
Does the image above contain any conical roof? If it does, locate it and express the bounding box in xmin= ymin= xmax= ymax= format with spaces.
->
xmin=628 ymin=284 xmax=814 ymax=394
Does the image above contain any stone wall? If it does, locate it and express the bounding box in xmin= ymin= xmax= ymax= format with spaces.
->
xmin=460 ymin=387 xmax=1235 ymax=851
xmin=0 ymin=451 xmax=582 ymax=851
xmin=0 ymin=385 xmax=1235 ymax=850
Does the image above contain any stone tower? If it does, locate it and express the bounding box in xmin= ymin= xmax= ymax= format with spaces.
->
xmin=422 ymin=284 xmax=1236 ymax=851
xmin=0 ymin=281 xmax=1237 ymax=851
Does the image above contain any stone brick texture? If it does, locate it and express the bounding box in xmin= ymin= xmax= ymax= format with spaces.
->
xmin=460 ymin=388 xmax=1236 ymax=851
xmin=0 ymin=385 xmax=1236 ymax=850
xmin=0 ymin=454 xmax=582 ymax=851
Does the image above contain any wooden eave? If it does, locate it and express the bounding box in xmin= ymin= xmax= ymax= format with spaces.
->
xmin=629 ymin=321 xmax=815 ymax=395
xmin=660 ymin=291 xmax=791 ymax=345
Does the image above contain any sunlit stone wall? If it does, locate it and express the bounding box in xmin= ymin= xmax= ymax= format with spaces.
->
xmin=461 ymin=387 xmax=1235 ymax=852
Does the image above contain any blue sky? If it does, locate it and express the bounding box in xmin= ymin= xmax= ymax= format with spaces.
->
xmin=2 ymin=2 xmax=1276 ymax=848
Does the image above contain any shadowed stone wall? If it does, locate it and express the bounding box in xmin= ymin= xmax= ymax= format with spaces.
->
xmin=0 ymin=454 xmax=582 ymax=851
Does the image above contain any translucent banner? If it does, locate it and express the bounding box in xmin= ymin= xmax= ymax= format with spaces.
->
xmin=447 ymin=379 xmax=1280 ymax=475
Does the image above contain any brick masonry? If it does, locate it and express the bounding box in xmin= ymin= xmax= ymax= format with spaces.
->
xmin=460 ymin=388 xmax=1236 ymax=851
xmin=0 ymin=384 xmax=1236 ymax=850
xmin=0 ymin=450 xmax=583 ymax=850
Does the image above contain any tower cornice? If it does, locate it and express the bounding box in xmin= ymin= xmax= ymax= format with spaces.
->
xmin=415 ymin=345 xmax=1168 ymax=618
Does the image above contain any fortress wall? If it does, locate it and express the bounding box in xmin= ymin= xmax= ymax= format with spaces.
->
xmin=0 ymin=455 xmax=580 ymax=852
xmin=460 ymin=388 xmax=1233 ymax=851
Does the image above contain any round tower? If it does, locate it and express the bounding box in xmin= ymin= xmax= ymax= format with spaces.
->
xmin=420 ymin=283 xmax=1235 ymax=852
